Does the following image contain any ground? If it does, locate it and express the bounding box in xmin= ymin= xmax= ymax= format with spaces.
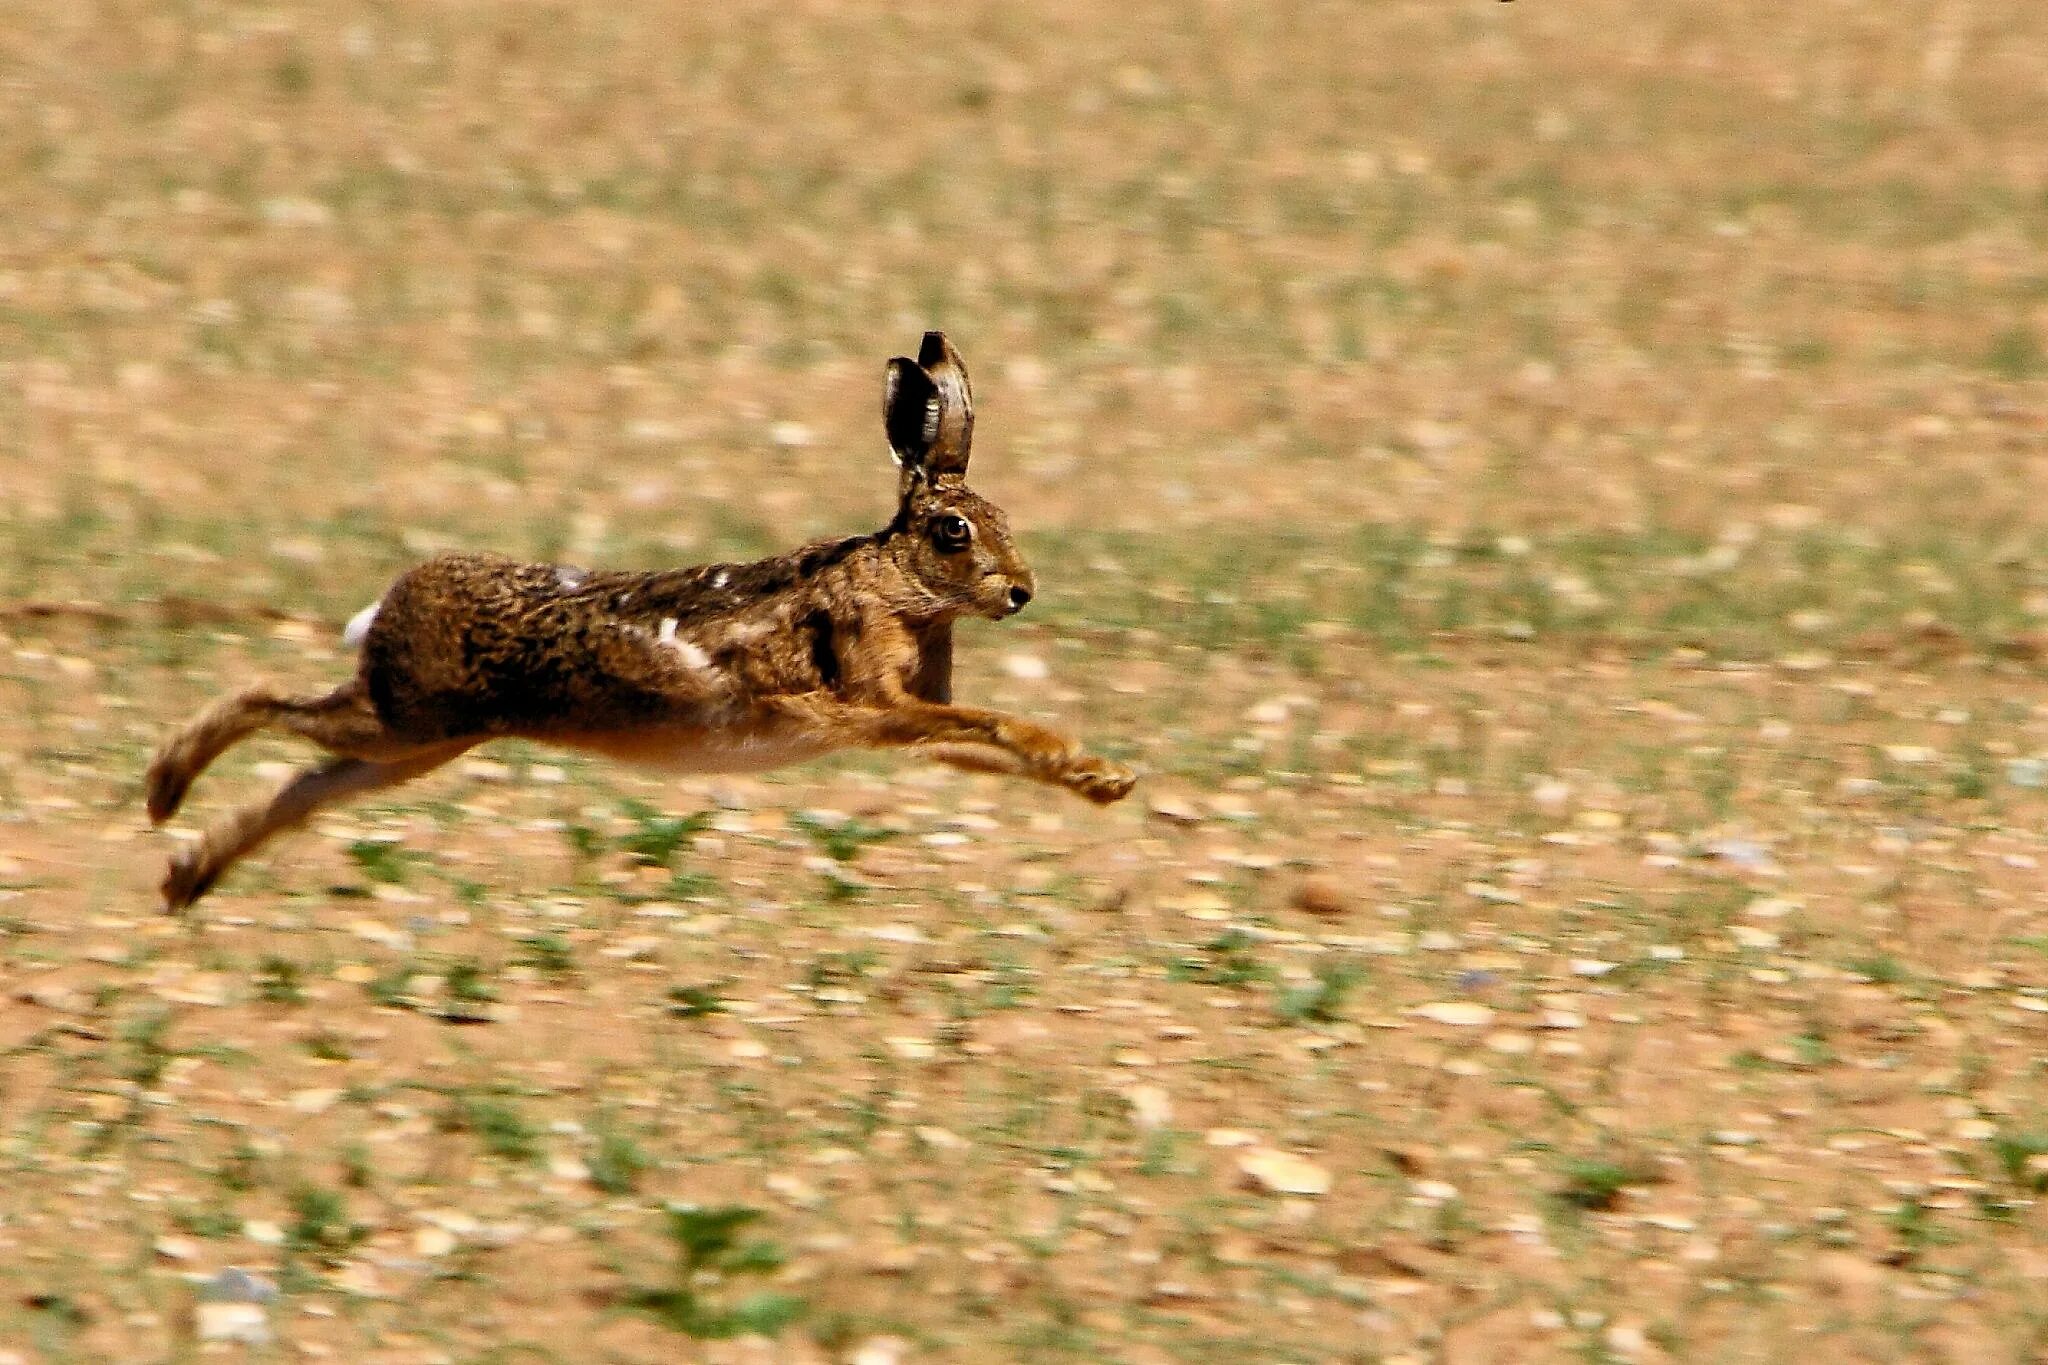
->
xmin=3 ymin=1 xmax=2048 ymax=1361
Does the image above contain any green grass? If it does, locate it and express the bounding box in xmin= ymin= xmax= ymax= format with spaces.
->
xmin=443 ymin=1095 xmax=543 ymax=1164
xmin=1032 ymin=524 xmax=2048 ymax=663
xmin=13 ymin=503 xmax=2048 ymax=679
xmin=624 ymin=1205 xmax=804 ymax=1340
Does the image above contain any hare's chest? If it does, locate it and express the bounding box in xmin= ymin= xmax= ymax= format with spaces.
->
xmin=556 ymin=722 xmax=836 ymax=776
xmin=657 ymin=728 xmax=838 ymax=775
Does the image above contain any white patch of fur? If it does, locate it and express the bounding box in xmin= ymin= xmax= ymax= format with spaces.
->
xmin=724 ymin=617 xmax=772 ymax=644
xmin=656 ymin=617 xmax=715 ymax=672
xmin=711 ymin=569 xmax=730 ymax=589
xmin=555 ymin=564 xmax=588 ymax=590
xmin=341 ymin=599 xmax=382 ymax=648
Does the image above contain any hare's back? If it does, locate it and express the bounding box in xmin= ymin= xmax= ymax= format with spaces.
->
xmin=360 ymin=554 xmax=684 ymax=741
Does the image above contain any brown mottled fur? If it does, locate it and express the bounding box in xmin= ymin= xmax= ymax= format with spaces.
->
xmin=145 ymin=333 xmax=1137 ymax=911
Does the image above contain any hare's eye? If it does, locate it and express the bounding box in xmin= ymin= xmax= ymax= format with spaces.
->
xmin=930 ymin=514 xmax=972 ymax=552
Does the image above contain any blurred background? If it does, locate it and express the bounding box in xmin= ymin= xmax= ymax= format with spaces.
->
xmin=4 ymin=0 xmax=2043 ymax=649
xmin=6 ymin=4 xmax=2048 ymax=1362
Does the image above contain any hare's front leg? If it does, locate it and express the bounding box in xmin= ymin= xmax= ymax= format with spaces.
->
xmin=771 ymin=695 xmax=1136 ymax=805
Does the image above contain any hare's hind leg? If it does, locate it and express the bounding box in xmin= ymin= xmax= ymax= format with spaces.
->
xmin=146 ymin=680 xmax=405 ymax=824
xmin=162 ymin=744 xmax=467 ymax=912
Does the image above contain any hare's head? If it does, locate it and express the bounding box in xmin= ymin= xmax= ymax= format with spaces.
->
xmin=882 ymin=332 xmax=1035 ymax=622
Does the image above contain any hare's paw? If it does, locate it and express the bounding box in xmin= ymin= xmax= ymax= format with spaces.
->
xmin=1068 ymin=755 xmax=1138 ymax=806
xmin=161 ymin=848 xmax=216 ymax=914
xmin=144 ymin=753 xmax=191 ymax=825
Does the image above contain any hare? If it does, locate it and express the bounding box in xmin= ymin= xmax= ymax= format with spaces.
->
xmin=146 ymin=332 xmax=1137 ymax=911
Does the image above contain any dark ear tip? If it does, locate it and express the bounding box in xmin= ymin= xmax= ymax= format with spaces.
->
xmin=918 ymin=331 xmax=950 ymax=367
xmin=884 ymin=357 xmax=938 ymax=460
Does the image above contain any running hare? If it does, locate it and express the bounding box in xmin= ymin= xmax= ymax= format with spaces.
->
xmin=146 ymin=332 xmax=1137 ymax=911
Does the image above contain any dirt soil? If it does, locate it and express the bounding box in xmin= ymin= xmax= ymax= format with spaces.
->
xmin=2 ymin=2 xmax=2047 ymax=1362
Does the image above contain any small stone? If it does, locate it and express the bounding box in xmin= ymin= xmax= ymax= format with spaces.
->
xmin=1002 ymin=653 xmax=1049 ymax=680
xmin=851 ymin=1338 xmax=910 ymax=1365
xmin=347 ymin=919 xmax=408 ymax=950
xmin=1237 ymin=1146 xmax=1332 ymax=1196
xmin=1569 ymin=959 xmax=1618 ymax=978
xmin=20 ymin=986 xmax=90 ymax=1013
xmin=1413 ymin=1002 xmax=1493 ymax=1027
xmin=1174 ymin=892 xmax=1232 ymax=922
xmin=332 ymin=1261 xmax=382 ymax=1297
xmin=196 ymin=1302 xmax=270 ymax=1345
xmin=1245 ymin=697 xmax=1292 ymax=726
xmin=886 ymin=1036 xmax=936 ymax=1060
xmin=1290 ymin=876 xmax=1350 ymax=917
xmin=200 ymin=1268 xmax=277 ymax=1304
xmin=1124 ymin=1085 xmax=1172 ymax=1130
xmin=1605 ymin=1323 xmax=1647 ymax=1355
xmin=153 ymin=1236 xmax=199 ymax=1262
xmin=1704 ymin=837 xmax=1775 ymax=871
xmin=242 ymin=1220 xmax=285 ymax=1246
xmin=419 ymin=1209 xmax=479 ymax=1237
xmin=1147 ymin=792 xmax=1203 ymax=825
xmin=414 ymin=1226 xmax=457 ymax=1257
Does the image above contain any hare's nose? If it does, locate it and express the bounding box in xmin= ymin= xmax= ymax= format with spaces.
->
xmin=1007 ymin=585 xmax=1033 ymax=612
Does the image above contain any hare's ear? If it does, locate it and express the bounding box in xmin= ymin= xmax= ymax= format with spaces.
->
xmin=883 ymin=356 xmax=940 ymax=472
xmin=916 ymin=331 xmax=974 ymax=480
